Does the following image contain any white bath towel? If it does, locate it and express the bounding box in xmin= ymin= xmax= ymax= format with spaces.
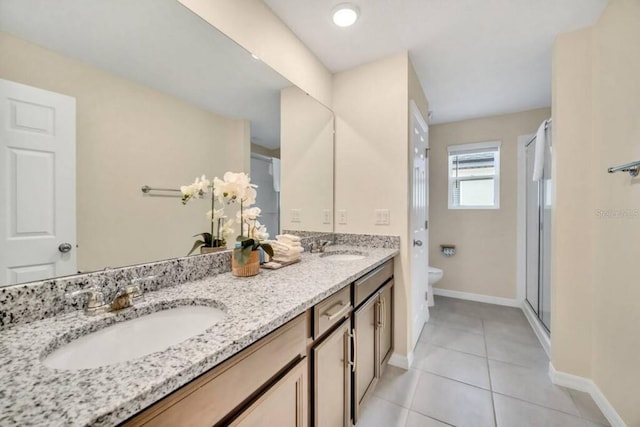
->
xmin=532 ymin=119 xmax=548 ymax=182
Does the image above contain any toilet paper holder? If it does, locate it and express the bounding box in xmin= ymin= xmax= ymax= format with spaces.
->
xmin=441 ymin=244 xmax=456 ymax=257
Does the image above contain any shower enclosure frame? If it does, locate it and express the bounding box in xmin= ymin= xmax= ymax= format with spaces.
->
xmin=516 ymin=130 xmax=552 ymax=355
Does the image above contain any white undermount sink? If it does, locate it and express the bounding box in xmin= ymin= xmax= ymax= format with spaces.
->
xmin=322 ymin=253 xmax=367 ymax=261
xmin=43 ymin=305 xmax=226 ymax=370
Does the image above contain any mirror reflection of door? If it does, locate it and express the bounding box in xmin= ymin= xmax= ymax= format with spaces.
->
xmin=250 ymin=153 xmax=280 ymax=238
xmin=0 ymin=79 xmax=77 ymax=285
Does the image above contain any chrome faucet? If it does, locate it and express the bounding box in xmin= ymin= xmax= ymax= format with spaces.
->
xmin=67 ymin=281 xmax=145 ymax=316
xmin=310 ymin=240 xmax=332 ymax=253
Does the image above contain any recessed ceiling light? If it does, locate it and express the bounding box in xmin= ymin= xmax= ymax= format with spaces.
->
xmin=332 ymin=3 xmax=359 ymax=27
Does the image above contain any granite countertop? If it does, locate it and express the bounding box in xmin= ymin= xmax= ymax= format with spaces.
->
xmin=0 ymin=245 xmax=398 ymax=426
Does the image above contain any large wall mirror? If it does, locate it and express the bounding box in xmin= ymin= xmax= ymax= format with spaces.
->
xmin=0 ymin=0 xmax=334 ymax=288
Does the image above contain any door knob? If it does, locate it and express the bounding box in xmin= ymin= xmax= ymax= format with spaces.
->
xmin=413 ymin=239 xmax=423 ymax=247
xmin=58 ymin=243 xmax=73 ymax=253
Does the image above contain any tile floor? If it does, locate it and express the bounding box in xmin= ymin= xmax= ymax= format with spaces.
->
xmin=356 ymin=296 xmax=609 ymax=427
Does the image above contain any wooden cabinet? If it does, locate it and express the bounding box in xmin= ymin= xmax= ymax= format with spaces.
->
xmin=229 ymin=358 xmax=308 ymax=427
xmin=378 ymin=280 xmax=394 ymax=375
xmin=312 ymin=320 xmax=352 ymax=427
xmin=353 ymin=295 xmax=377 ymax=419
xmin=123 ymin=314 xmax=307 ymax=427
xmin=352 ymin=261 xmax=395 ymax=423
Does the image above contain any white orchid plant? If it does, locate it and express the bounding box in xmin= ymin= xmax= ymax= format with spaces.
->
xmin=213 ymin=172 xmax=274 ymax=265
xmin=180 ymin=175 xmax=233 ymax=255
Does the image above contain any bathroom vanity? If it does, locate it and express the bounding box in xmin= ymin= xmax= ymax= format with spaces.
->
xmin=124 ymin=258 xmax=394 ymax=426
xmin=0 ymin=243 xmax=398 ymax=426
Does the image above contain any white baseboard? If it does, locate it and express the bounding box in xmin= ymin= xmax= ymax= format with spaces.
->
xmin=388 ymin=351 xmax=414 ymax=370
xmin=433 ymin=288 xmax=520 ymax=307
xmin=521 ymin=301 xmax=551 ymax=357
xmin=549 ymin=363 xmax=626 ymax=427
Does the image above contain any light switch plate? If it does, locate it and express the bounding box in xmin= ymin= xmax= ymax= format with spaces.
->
xmin=375 ymin=209 xmax=390 ymax=225
xmin=322 ymin=209 xmax=332 ymax=224
xmin=291 ymin=209 xmax=301 ymax=223
xmin=338 ymin=210 xmax=347 ymax=225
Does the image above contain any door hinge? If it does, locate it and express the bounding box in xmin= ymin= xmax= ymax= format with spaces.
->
xmin=425 ymin=148 xmax=430 ymax=158
xmin=425 ymin=220 xmax=428 ymax=229
xmin=425 ymin=291 xmax=429 ymax=301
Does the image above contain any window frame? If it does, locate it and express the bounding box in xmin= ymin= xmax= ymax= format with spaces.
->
xmin=447 ymin=140 xmax=502 ymax=210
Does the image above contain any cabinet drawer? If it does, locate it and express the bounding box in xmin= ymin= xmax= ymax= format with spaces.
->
xmin=354 ymin=260 xmax=393 ymax=307
xmin=314 ymin=286 xmax=351 ymax=339
xmin=125 ymin=314 xmax=307 ymax=427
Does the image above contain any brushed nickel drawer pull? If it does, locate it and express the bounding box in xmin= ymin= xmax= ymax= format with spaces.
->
xmin=323 ymin=302 xmax=352 ymax=322
xmin=376 ymin=301 xmax=383 ymax=328
xmin=350 ymin=328 xmax=357 ymax=373
xmin=381 ymin=297 xmax=386 ymax=330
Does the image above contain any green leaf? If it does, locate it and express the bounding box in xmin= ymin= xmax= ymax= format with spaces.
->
xmin=193 ymin=232 xmax=213 ymax=245
xmin=187 ymin=240 xmax=206 ymax=256
xmin=236 ymin=235 xmax=250 ymax=242
xmin=260 ymin=243 xmax=274 ymax=258
xmin=240 ymin=238 xmax=255 ymax=249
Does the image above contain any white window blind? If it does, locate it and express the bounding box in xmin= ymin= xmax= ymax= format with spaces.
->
xmin=448 ymin=141 xmax=501 ymax=209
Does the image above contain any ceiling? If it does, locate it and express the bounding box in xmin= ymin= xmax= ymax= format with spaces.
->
xmin=263 ymin=0 xmax=608 ymax=124
xmin=0 ymin=0 xmax=290 ymax=149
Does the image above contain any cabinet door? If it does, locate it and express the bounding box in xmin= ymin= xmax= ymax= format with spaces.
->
xmin=230 ymin=358 xmax=308 ymax=427
xmin=313 ymin=321 xmax=351 ymax=427
xmin=378 ymin=281 xmax=393 ymax=374
xmin=354 ymin=296 xmax=378 ymax=422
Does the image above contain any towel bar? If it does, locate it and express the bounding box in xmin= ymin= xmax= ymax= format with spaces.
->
xmin=141 ymin=185 xmax=182 ymax=196
xmin=607 ymin=160 xmax=640 ymax=177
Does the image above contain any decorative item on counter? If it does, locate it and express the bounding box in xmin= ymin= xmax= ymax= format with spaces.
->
xmin=440 ymin=244 xmax=456 ymax=257
xmin=214 ymin=172 xmax=274 ymax=277
xmin=265 ymin=234 xmax=304 ymax=267
xmin=180 ymin=175 xmax=234 ymax=255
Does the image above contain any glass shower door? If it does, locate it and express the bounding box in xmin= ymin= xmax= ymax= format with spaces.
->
xmin=525 ymin=142 xmax=540 ymax=315
xmin=525 ymin=130 xmax=552 ymax=334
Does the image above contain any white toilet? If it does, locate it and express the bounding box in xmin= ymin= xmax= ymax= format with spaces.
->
xmin=427 ymin=267 xmax=444 ymax=307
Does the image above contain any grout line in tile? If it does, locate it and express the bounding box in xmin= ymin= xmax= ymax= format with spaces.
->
xmin=416 ymin=369 xmax=491 ymax=393
xmin=486 ymin=354 xmax=549 ymax=371
xmin=419 ymin=338 xmax=489 ymax=359
xmin=482 ymin=319 xmax=499 ymax=427
xmin=405 ymin=410 xmax=456 ymax=427
xmin=491 ymin=391 xmax=588 ymax=420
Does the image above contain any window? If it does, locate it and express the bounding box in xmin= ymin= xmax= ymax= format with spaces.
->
xmin=448 ymin=141 xmax=501 ymax=209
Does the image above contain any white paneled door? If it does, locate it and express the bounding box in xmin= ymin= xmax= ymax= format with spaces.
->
xmin=410 ymin=101 xmax=429 ymax=350
xmin=0 ymin=79 xmax=76 ymax=286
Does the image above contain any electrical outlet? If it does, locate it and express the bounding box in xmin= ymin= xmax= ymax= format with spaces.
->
xmin=291 ymin=209 xmax=301 ymax=223
xmin=322 ymin=209 xmax=332 ymax=224
xmin=338 ymin=210 xmax=347 ymax=225
xmin=375 ymin=209 xmax=390 ymax=225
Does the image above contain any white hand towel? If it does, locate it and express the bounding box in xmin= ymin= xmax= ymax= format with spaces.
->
xmin=271 ymin=158 xmax=281 ymax=193
xmin=276 ymin=234 xmax=301 ymax=242
xmin=532 ymin=120 xmax=547 ymax=182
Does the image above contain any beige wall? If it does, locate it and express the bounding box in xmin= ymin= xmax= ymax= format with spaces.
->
xmin=280 ymin=86 xmax=334 ymax=233
xmin=177 ymin=0 xmax=332 ymax=107
xmin=552 ymin=0 xmax=640 ymax=424
xmin=550 ymin=28 xmax=595 ymax=379
xmin=429 ymin=108 xmax=550 ymax=299
xmin=334 ymin=52 xmax=428 ymax=359
xmin=0 ymin=32 xmax=249 ymax=272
